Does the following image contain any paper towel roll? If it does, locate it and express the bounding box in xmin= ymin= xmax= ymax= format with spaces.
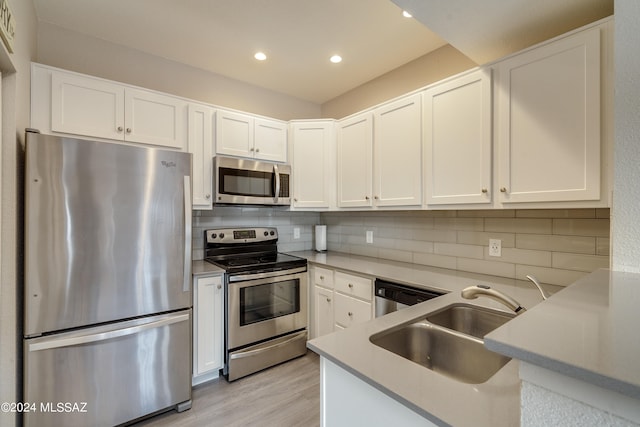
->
xmin=315 ymin=225 xmax=327 ymax=252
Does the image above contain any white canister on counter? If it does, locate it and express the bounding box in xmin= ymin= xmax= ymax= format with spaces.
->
xmin=315 ymin=225 xmax=327 ymax=252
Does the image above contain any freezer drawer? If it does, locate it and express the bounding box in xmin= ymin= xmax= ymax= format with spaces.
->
xmin=23 ymin=310 xmax=192 ymax=427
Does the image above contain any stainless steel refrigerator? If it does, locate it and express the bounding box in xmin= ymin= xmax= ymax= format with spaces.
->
xmin=23 ymin=131 xmax=193 ymax=427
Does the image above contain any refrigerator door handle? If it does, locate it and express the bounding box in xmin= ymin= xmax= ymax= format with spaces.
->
xmin=28 ymin=312 xmax=190 ymax=352
xmin=183 ymin=175 xmax=192 ymax=292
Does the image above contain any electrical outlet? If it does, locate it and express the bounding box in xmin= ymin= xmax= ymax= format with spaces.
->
xmin=489 ymin=239 xmax=502 ymax=257
xmin=366 ymin=230 xmax=373 ymax=244
xmin=293 ymin=227 xmax=300 ymax=240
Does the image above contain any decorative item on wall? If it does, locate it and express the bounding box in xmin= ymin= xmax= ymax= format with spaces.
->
xmin=0 ymin=0 xmax=14 ymax=53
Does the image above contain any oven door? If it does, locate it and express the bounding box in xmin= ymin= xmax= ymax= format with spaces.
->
xmin=227 ymin=270 xmax=307 ymax=350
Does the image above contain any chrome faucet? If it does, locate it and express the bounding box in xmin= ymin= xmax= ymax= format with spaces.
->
xmin=461 ymin=285 xmax=526 ymax=314
xmin=525 ymin=274 xmax=550 ymax=300
xmin=461 ymin=275 xmax=551 ymax=314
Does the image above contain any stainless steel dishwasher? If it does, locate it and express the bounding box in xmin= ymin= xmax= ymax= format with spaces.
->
xmin=375 ymin=279 xmax=445 ymax=317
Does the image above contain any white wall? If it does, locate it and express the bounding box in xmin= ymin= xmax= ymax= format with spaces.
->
xmin=0 ymin=0 xmax=38 ymax=425
xmin=36 ymin=22 xmax=321 ymax=121
xmin=611 ymin=0 xmax=640 ymax=272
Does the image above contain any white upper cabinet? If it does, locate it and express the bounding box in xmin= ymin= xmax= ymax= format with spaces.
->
xmin=373 ymin=93 xmax=423 ymax=207
xmin=290 ymin=120 xmax=335 ymax=209
xmin=51 ymin=72 xmax=125 ymax=141
xmin=423 ymin=69 xmax=492 ymax=206
xmin=254 ymin=118 xmax=288 ymax=162
xmin=124 ymin=88 xmax=188 ymax=149
xmin=495 ymin=26 xmax=602 ymax=204
xmin=188 ymin=103 xmax=215 ymax=209
xmin=46 ymin=67 xmax=187 ymax=150
xmin=215 ymin=110 xmax=287 ymax=162
xmin=337 ymin=112 xmax=373 ymax=208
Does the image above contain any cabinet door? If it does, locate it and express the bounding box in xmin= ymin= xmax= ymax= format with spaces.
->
xmin=497 ymin=27 xmax=601 ymax=203
xmin=125 ymin=88 xmax=187 ymax=150
xmin=216 ymin=110 xmax=254 ymax=158
xmin=424 ymin=69 xmax=492 ymax=205
xmin=290 ymin=121 xmax=335 ymax=209
xmin=334 ymin=293 xmax=372 ymax=328
xmin=337 ymin=113 xmax=373 ymax=207
xmin=254 ymin=118 xmax=288 ymax=162
xmin=51 ymin=72 xmax=125 ymax=141
xmin=315 ymin=286 xmax=335 ymax=338
xmin=188 ymin=104 xmax=214 ymax=209
xmin=194 ymin=275 xmax=224 ymax=377
xmin=373 ymin=93 xmax=423 ymax=206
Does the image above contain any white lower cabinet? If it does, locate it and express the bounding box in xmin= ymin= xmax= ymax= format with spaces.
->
xmin=310 ymin=266 xmax=373 ymax=338
xmin=193 ymin=274 xmax=224 ymax=385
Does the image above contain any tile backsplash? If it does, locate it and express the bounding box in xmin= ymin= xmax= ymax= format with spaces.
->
xmin=192 ymin=206 xmax=320 ymax=260
xmin=192 ymin=207 xmax=610 ymax=287
xmin=320 ymin=209 xmax=610 ymax=286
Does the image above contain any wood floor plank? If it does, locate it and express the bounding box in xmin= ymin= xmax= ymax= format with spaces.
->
xmin=134 ymin=352 xmax=320 ymax=427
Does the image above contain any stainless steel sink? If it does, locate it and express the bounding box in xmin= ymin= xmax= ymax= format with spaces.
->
xmin=426 ymin=303 xmax=515 ymax=339
xmin=370 ymin=321 xmax=511 ymax=384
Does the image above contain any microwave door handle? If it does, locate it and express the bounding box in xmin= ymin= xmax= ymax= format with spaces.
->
xmin=273 ymin=163 xmax=280 ymax=204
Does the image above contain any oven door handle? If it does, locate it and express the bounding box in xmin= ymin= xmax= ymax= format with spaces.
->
xmin=228 ymin=266 xmax=307 ymax=283
xmin=229 ymin=330 xmax=307 ymax=361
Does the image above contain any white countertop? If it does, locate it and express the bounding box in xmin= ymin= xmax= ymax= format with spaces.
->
xmin=485 ymin=268 xmax=640 ymax=400
xmin=293 ymin=251 xmax=561 ymax=427
xmin=192 ymin=259 xmax=225 ymax=276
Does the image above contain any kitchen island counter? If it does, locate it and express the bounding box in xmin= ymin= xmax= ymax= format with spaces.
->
xmin=293 ymin=251 xmax=555 ymax=426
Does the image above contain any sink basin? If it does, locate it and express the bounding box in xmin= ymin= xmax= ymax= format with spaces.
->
xmin=370 ymin=321 xmax=511 ymax=384
xmin=426 ymin=303 xmax=515 ymax=339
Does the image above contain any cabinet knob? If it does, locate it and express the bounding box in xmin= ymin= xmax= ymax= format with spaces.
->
xmin=255 ymin=148 xmax=260 ymax=153
xmin=294 ymin=198 xmax=298 ymax=202
xmin=117 ymin=126 xmax=123 ymax=132
xmin=126 ymin=128 xmax=132 ymax=134
xmin=481 ymin=188 xmax=488 ymax=193
xmin=348 ymin=283 xmax=353 ymax=288
xmin=320 ymin=275 xmax=324 ymax=280
xmin=365 ymin=196 xmax=370 ymax=200
xmin=374 ymin=196 xmax=379 ymax=200
xmin=348 ymin=312 xmax=353 ymax=317
xmin=205 ymin=194 xmax=211 ymax=199
xmin=217 ymin=284 xmax=222 ymax=289
xmin=250 ymin=147 xmax=254 ymax=152
xmin=500 ymin=187 xmax=507 ymax=193
xmin=326 ymin=298 xmax=331 ymax=303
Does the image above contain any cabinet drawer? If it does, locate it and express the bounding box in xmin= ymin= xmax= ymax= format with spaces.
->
xmin=335 ymin=272 xmax=372 ymax=301
xmin=314 ymin=267 xmax=334 ymax=288
xmin=334 ymin=293 xmax=372 ymax=328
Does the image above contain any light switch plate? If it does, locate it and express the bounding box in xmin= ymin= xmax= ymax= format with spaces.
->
xmin=366 ymin=230 xmax=373 ymax=244
xmin=293 ymin=227 xmax=300 ymax=239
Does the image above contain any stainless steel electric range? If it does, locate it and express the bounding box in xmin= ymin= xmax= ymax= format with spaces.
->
xmin=204 ymin=227 xmax=308 ymax=381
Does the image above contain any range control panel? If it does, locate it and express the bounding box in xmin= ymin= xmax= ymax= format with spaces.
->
xmin=205 ymin=227 xmax=278 ymax=244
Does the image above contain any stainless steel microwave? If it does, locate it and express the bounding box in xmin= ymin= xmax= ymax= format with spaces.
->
xmin=213 ymin=156 xmax=291 ymax=205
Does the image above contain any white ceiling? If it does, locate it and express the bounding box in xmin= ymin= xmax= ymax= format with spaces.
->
xmin=32 ymin=0 xmax=613 ymax=105
xmin=32 ymin=0 xmax=447 ymax=104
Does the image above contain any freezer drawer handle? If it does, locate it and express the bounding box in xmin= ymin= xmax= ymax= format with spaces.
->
xmin=28 ymin=313 xmax=190 ymax=352
xmin=229 ymin=330 xmax=307 ymax=361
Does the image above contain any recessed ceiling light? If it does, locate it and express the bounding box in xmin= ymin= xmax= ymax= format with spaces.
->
xmin=254 ymin=52 xmax=267 ymax=61
xmin=402 ymin=10 xmax=413 ymax=18
xmin=330 ymin=55 xmax=342 ymax=64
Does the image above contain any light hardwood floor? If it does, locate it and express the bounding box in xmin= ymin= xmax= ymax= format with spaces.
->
xmin=134 ymin=352 xmax=320 ymax=427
